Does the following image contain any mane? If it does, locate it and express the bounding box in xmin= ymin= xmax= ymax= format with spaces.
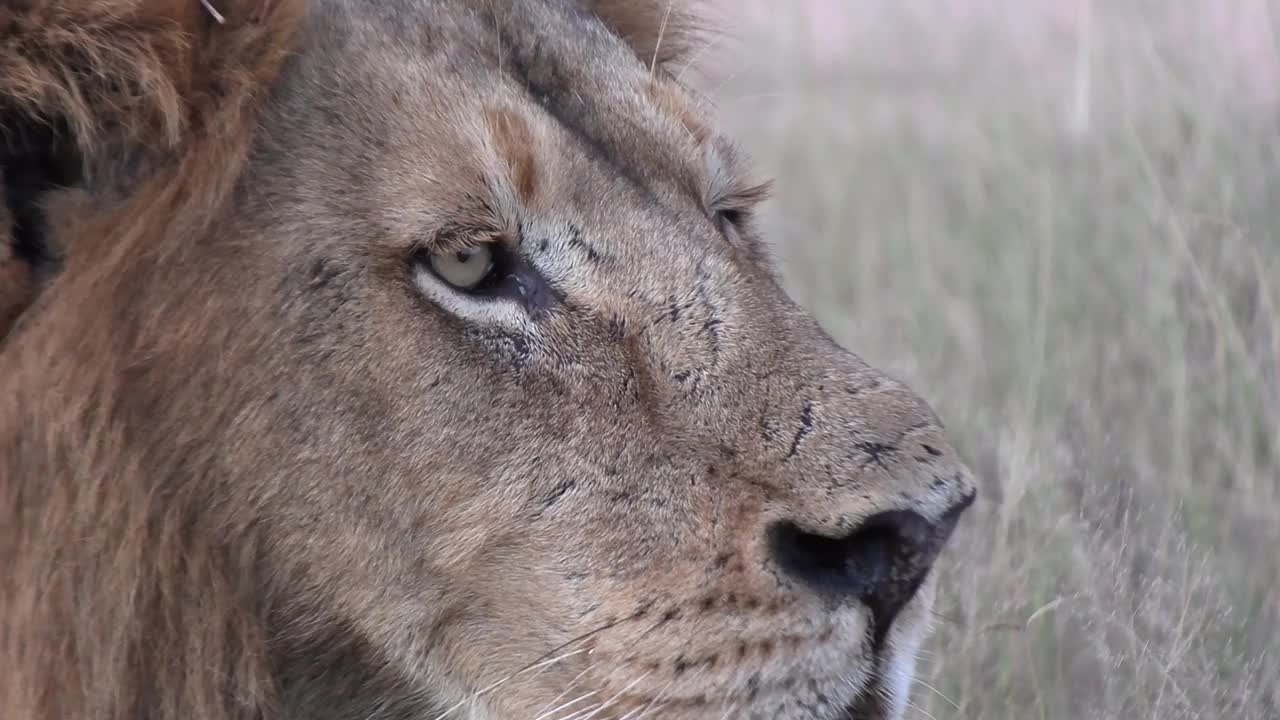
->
xmin=584 ymin=0 xmax=709 ymax=67
xmin=0 ymin=2 xmax=303 ymax=719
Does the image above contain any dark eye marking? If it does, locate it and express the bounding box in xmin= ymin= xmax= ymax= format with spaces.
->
xmin=566 ymin=223 xmax=608 ymax=265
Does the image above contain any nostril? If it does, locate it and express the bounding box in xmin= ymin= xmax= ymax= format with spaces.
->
xmin=767 ymin=517 xmax=902 ymax=599
xmin=767 ymin=511 xmax=934 ymax=606
xmin=767 ymin=499 xmax=971 ymax=646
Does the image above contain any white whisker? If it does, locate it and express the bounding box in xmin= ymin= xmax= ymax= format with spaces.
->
xmin=429 ymin=648 xmax=591 ymax=720
xmin=532 ymin=662 xmax=600 ymax=720
xmin=533 ymin=691 xmax=600 ymax=720
xmin=911 ymin=676 xmax=961 ymax=711
xmin=649 ymin=1 xmax=676 ymax=76
xmin=576 ymin=671 xmax=653 ymax=720
xmin=616 ymin=678 xmax=676 ymax=720
xmin=552 ymin=702 xmax=604 ymax=720
xmin=629 ymin=698 xmax=671 ymax=720
xmin=904 ymin=699 xmax=942 ymax=720
xmin=200 ymin=0 xmax=226 ymax=24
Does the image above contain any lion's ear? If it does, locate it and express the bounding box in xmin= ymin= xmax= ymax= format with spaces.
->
xmin=0 ymin=0 xmax=300 ymax=337
xmin=581 ymin=0 xmax=705 ymax=67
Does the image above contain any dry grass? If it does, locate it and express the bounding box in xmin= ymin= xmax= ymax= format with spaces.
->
xmin=704 ymin=1 xmax=1280 ymax=717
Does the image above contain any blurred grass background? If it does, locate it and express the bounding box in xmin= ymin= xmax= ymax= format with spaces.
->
xmin=701 ymin=1 xmax=1280 ymax=717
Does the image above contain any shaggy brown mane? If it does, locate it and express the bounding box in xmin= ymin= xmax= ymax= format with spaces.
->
xmin=1 ymin=2 xmax=302 ymax=718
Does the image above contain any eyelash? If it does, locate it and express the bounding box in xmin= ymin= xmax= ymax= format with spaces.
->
xmin=709 ymin=180 xmax=772 ymax=236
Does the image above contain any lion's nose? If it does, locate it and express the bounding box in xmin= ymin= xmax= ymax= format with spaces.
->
xmin=767 ymin=490 xmax=975 ymax=645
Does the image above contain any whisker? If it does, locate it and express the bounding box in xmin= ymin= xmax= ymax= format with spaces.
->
xmin=649 ymin=1 xmax=677 ymax=76
xmin=911 ymin=676 xmax=961 ymax=711
xmin=616 ymin=678 xmax=677 ymax=720
xmin=200 ymin=0 xmax=226 ymax=24
xmin=552 ymin=702 xmax=604 ymax=720
xmin=533 ymin=691 xmax=600 ymax=720
xmin=428 ymin=646 xmax=591 ymax=720
xmin=431 ymin=609 xmax=653 ymax=720
xmin=629 ymin=698 xmax=671 ymax=720
xmin=904 ymin=699 xmax=942 ymax=720
xmin=576 ymin=671 xmax=654 ymax=720
xmin=532 ymin=663 xmax=600 ymax=720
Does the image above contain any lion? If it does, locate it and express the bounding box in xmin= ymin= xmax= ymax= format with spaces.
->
xmin=0 ymin=2 xmax=977 ymax=719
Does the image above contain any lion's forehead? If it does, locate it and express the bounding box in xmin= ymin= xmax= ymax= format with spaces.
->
xmin=261 ymin=0 xmax=723 ymax=260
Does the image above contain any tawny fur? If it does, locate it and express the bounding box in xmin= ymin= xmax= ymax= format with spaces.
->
xmin=1 ymin=2 xmax=301 ymax=718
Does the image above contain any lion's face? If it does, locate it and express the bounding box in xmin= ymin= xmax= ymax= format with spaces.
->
xmin=3 ymin=1 xmax=974 ymax=719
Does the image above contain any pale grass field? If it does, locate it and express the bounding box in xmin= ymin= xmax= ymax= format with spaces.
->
xmin=702 ymin=1 xmax=1280 ymax=718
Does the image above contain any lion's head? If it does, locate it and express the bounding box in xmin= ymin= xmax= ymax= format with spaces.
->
xmin=0 ymin=2 xmax=976 ymax=719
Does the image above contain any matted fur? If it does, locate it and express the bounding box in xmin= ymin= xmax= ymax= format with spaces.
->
xmin=1 ymin=3 xmax=975 ymax=720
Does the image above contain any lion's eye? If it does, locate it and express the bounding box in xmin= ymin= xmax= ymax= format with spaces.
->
xmin=429 ymin=245 xmax=495 ymax=291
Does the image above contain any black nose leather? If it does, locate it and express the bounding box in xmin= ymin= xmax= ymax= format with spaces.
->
xmin=768 ymin=492 xmax=974 ymax=645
